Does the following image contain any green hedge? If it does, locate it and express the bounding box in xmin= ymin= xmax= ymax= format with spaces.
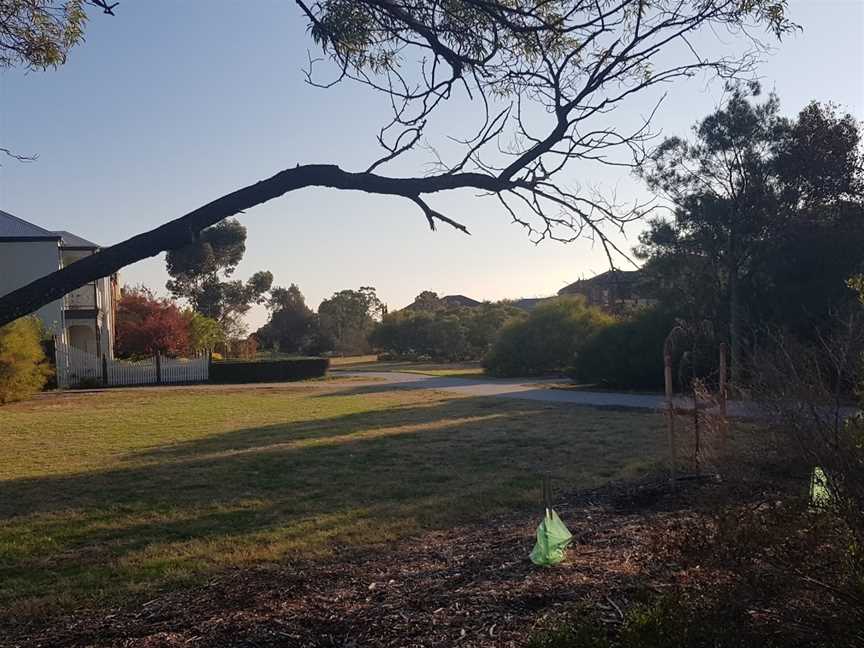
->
xmin=210 ymin=358 xmax=329 ymax=383
xmin=484 ymin=297 xmax=614 ymax=377
xmin=571 ymin=307 xmax=676 ymax=389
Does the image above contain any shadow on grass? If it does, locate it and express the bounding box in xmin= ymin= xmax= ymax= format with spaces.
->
xmin=0 ymin=394 xmax=665 ymax=616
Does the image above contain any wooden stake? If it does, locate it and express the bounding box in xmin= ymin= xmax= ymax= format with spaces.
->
xmin=718 ymin=341 xmax=729 ymax=452
xmin=665 ymin=353 xmax=676 ymax=489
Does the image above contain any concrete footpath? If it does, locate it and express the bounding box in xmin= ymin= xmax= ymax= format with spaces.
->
xmin=336 ymin=370 xmax=756 ymax=416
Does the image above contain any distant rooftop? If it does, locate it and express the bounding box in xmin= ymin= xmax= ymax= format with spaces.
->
xmin=53 ymin=230 xmax=100 ymax=248
xmin=509 ymin=296 xmax=552 ymax=311
xmin=439 ymin=294 xmax=482 ymax=308
xmin=0 ymin=209 xmax=60 ymax=240
xmin=558 ymin=269 xmax=642 ymax=295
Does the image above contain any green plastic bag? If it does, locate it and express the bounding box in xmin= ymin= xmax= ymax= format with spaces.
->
xmin=530 ymin=508 xmax=573 ymax=566
xmin=809 ymin=466 xmax=832 ymax=509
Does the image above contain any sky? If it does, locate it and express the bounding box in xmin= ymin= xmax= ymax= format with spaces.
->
xmin=2 ymin=0 xmax=863 ymax=330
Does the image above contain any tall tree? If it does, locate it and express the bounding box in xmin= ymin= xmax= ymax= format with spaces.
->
xmin=318 ymin=287 xmax=386 ymax=355
xmin=165 ymin=219 xmax=273 ymax=337
xmin=410 ymin=291 xmax=442 ymax=312
xmin=637 ymin=87 xmax=864 ymax=381
xmin=0 ymin=1 xmax=797 ymax=325
xmin=255 ymin=284 xmax=318 ymax=353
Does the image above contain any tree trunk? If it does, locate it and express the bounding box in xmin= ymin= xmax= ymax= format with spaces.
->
xmin=728 ymin=263 xmax=742 ymax=387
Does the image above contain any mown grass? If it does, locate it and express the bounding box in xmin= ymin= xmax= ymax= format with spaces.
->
xmin=0 ymin=381 xmax=665 ymax=619
xmin=333 ymin=357 xmax=487 ymax=377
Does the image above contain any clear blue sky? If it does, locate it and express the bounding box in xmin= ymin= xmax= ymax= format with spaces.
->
xmin=1 ymin=0 xmax=862 ymax=329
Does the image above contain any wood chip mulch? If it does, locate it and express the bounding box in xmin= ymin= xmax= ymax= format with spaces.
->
xmin=0 ymin=479 xmax=762 ymax=648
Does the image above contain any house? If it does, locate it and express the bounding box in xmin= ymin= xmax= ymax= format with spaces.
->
xmin=402 ymin=293 xmax=483 ymax=311
xmin=508 ymin=297 xmax=552 ymax=311
xmin=438 ymin=294 xmax=482 ymax=309
xmin=558 ymin=269 xmax=654 ymax=311
xmin=0 ymin=210 xmax=119 ymax=357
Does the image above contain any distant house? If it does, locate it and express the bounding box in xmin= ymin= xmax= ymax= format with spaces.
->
xmin=402 ymin=293 xmax=482 ymax=311
xmin=438 ymin=294 xmax=482 ymax=309
xmin=0 ymin=210 xmax=119 ymax=357
xmin=558 ymin=269 xmax=654 ymax=311
xmin=508 ymin=297 xmax=552 ymax=311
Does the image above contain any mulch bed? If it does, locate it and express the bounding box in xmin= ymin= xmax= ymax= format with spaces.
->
xmin=0 ymin=477 xmax=844 ymax=648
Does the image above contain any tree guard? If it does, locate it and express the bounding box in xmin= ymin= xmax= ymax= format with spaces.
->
xmin=530 ymin=476 xmax=572 ymax=567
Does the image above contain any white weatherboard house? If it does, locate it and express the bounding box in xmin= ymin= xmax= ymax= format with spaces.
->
xmin=0 ymin=210 xmax=119 ymax=358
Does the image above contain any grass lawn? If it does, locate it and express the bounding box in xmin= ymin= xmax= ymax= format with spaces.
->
xmin=332 ymin=356 xmax=487 ymax=378
xmin=0 ymin=380 xmax=665 ymax=621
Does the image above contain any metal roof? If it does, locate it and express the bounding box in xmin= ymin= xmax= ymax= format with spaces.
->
xmin=53 ymin=230 xmax=100 ymax=248
xmin=0 ymin=209 xmax=60 ymax=240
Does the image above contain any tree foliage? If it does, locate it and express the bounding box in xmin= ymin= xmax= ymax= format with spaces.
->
xmin=318 ymin=287 xmax=385 ymax=355
xmin=184 ymin=310 xmax=225 ymax=352
xmin=637 ymin=87 xmax=864 ymax=381
xmin=0 ymin=316 xmax=51 ymax=404
xmin=255 ymin=284 xmax=320 ymax=354
xmin=573 ymin=307 xmax=677 ymax=389
xmin=370 ymin=297 xmax=524 ymax=361
xmin=484 ymin=296 xmax=613 ymax=376
xmin=1 ymin=1 xmax=87 ymax=70
xmin=115 ymin=286 xmax=191 ymax=358
xmin=0 ymin=1 xmax=797 ymax=326
xmin=165 ymin=219 xmax=273 ymax=337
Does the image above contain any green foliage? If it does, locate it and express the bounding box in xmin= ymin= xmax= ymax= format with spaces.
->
xmin=574 ymin=307 xmax=677 ymax=389
xmin=165 ymin=219 xmax=273 ymax=337
xmin=1 ymin=1 xmax=88 ymax=70
xmin=318 ymin=287 xmax=385 ymax=355
xmin=484 ymin=297 xmax=613 ymax=377
xmin=255 ymin=284 xmax=320 ymax=354
xmin=184 ymin=311 xmax=225 ymax=352
xmin=369 ymin=298 xmax=524 ymax=361
xmin=637 ymin=86 xmax=864 ymax=374
xmin=209 ymin=357 xmax=329 ymax=383
xmin=0 ymin=317 xmax=51 ymax=404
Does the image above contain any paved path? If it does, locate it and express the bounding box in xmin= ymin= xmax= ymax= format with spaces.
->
xmin=335 ymin=370 xmax=756 ymax=416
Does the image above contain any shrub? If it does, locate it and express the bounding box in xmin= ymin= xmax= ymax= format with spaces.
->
xmin=116 ymin=286 xmax=190 ymax=358
xmin=483 ymin=297 xmax=613 ymax=376
xmin=0 ymin=317 xmax=52 ymax=404
xmin=185 ymin=310 xmax=225 ymax=352
xmin=209 ymin=358 xmax=329 ymax=383
xmin=573 ymin=307 xmax=677 ymax=389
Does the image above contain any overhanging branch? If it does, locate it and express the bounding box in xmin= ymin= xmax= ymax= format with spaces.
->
xmin=0 ymin=165 xmax=503 ymax=326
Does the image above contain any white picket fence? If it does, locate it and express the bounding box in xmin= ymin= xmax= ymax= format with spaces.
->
xmin=55 ymin=342 xmax=209 ymax=388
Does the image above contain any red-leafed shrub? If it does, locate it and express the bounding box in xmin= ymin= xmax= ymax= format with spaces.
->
xmin=115 ymin=286 xmax=191 ymax=358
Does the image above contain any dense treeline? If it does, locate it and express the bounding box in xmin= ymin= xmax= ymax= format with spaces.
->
xmin=370 ymin=294 xmax=525 ymax=362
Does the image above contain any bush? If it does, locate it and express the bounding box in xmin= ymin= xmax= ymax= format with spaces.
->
xmin=572 ymin=307 xmax=677 ymax=389
xmin=116 ymin=286 xmax=191 ymax=358
xmin=209 ymin=357 xmax=329 ymax=383
xmin=483 ymin=297 xmax=613 ymax=377
xmin=0 ymin=317 xmax=52 ymax=404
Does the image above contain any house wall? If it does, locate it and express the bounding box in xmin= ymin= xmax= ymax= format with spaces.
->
xmin=0 ymin=240 xmax=65 ymax=339
xmin=58 ymin=248 xmax=119 ymax=358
